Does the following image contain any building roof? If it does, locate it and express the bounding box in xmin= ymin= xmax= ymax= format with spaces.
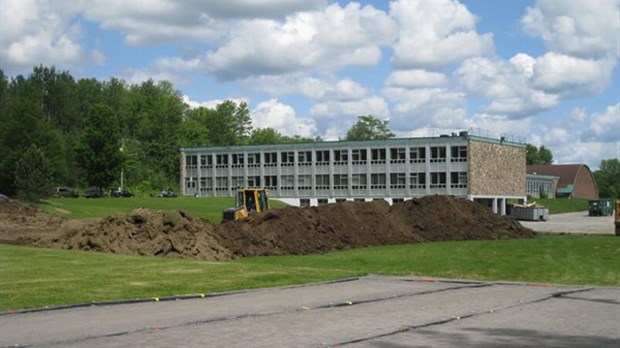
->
xmin=526 ymin=164 xmax=598 ymax=199
xmin=526 ymin=164 xmax=585 ymax=188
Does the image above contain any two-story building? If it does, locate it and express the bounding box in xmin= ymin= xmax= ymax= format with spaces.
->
xmin=180 ymin=131 xmax=526 ymax=215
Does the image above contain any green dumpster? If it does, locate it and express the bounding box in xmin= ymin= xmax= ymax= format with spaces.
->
xmin=588 ymin=200 xmax=613 ymax=216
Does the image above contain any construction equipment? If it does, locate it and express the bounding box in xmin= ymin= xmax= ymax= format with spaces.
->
xmin=222 ymin=188 xmax=270 ymax=222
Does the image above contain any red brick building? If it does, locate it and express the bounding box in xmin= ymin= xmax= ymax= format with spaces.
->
xmin=526 ymin=164 xmax=598 ymax=200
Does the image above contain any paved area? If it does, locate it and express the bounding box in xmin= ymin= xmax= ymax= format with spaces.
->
xmin=1 ymin=275 xmax=618 ymax=347
xmin=519 ymin=211 xmax=615 ymax=234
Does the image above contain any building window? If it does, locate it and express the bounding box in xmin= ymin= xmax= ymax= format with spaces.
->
xmin=371 ymin=173 xmax=386 ymax=189
xmin=334 ymin=174 xmax=348 ymax=189
xmin=430 ymin=146 xmax=446 ymax=163
xmin=336 ymin=198 xmax=346 ymax=203
xmin=317 ymin=198 xmax=328 ymax=205
xmin=450 ymin=172 xmax=468 ymax=188
xmin=352 ymin=173 xmax=367 ymax=189
xmin=200 ymin=155 xmax=212 ymax=169
xmin=298 ymin=175 xmax=312 ymax=190
xmin=371 ymin=148 xmax=386 ymax=164
xmin=392 ymin=198 xmax=404 ymax=204
xmin=430 ymin=172 xmax=447 ymax=188
xmin=334 ymin=149 xmax=348 ymax=165
xmin=281 ymin=175 xmax=294 ymax=190
xmin=300 ymin=198 xmax=310 ymax=207
xmin=231 ymin=176 xmax=244 ymax=188
xmin=450 ymin=146 xmax=467 ymax=162
xmin=200 ymin=177 xmax=213 ymax=191
xmin=315 ymin=174 xmax=330 ymax=189
xmin=409 ymin=173 xmax=426 ymax=189
xmin=352 ymin=148 xmax=367 ymax=164
xmin=264 ymin=175 xmax=278 ymax=189
xmin=186 ymin=155 xmax=197 ymax=167
xmin=232 ymin=153 xmax=244 ymax=167
xmin=390 ymin=148 xmax=406 ymax=163
xmin=247 ymin=153 xmax=260 ymax=167
xmin=216 ymin=176 xmax=228 ymax=191
xmin=247 ymin=176 xmax=261 ymax=187
xmin=216 ymin=154 xmax=228 ymax=168
xmin=298 ymin=151 xmax=312 ymax=166
xmin=281 ymin=151 xmax=294 ymax=166
xmin=264 ymin=152 xmax=277 ymax=167
xmin=390 ymin=173 xmax=406 ymax=189
xmin=316 ymin=150 xmax=330 ymax=165
xmin=410 ymin=147 xmax=426 ymax=163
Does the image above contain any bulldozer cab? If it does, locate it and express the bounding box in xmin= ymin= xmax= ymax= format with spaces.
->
xmin=222 ymin=188 xmax=269 ymax=221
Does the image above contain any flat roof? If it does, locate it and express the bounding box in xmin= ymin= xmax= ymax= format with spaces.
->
xmin=181 ymin=133 xmax=525 ymax=153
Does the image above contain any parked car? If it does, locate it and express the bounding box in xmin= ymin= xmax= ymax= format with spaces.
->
xmin=155 ymin=190 xmax=177 ymax=198
xmin=84 ymin=187 xmax=106 ymax=198
xmin=111 ymin=188 xmax=134 ymax=198
xmin=52 ymin=187 xmax=79 ymax=198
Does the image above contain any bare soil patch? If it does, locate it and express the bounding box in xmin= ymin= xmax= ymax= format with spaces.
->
xmin=0 ymin=196 xmax=534 ymax=261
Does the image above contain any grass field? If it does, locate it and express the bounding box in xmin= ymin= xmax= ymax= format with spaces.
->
xmin=531 ymin=198 xmax=589 ymax=214
xmin=1 ymin=234 xmax=618 ymax=311
xmin=37 ymin=196 xmax=288 ymax=222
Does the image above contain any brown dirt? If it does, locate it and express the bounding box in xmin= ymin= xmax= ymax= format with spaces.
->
xmin=0 ymin=195 xmax=534 ymax=261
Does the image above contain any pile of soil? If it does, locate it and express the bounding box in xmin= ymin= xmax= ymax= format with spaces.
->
xmin=0 ymin=195 xmax=534 ymax=261
xmin=215 ymin=196 xmax=534 ymax=257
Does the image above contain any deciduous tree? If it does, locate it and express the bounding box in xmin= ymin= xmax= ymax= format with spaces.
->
xmin=345 ymin=115 xmax=395 ymax=141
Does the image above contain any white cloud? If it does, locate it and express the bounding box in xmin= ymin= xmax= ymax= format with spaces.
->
xmin=531 ymin=52 xmax=615 ymax=96
xmin=240 ymin=74 xmax=370 ymax=102
xmin=385 ymin=70 xmax=447 ymax=88
xmin=91 ymin=49 xmax=106 ymax=66
xmin=309 ymin=96 xmax=390 ymax=137
xmin=382 ymin=87 xmax=467 ymax=130
xmin=204 ymin=2 xmax=397 ymax=80
xmin=251 ymin=98 xmax=316 ymax=137
xmin=522 ymin=0 xmax=619 ymax=59
xmin=588 ymin=103 xmax=620 ymax=142
xmin=0 ymin=0 xmax=85 ymax=73
xmin=456 ymin=56 xmax=560 ymax=118
xmin=389 ymin=0 xmax=494 ymax=69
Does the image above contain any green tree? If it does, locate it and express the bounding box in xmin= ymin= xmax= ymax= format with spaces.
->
xmin=345 ymin=115 xmax=395 ymax=141
xmin=0 ymin=73 xmax=67 ymax=195
xmin=14 ymin=144 xmax=53 ymax=202
xmin=75 ymin=104 xmax=123 ymax=190
xmin=249 ymin=127 xmax=283 ymax=145
xmin=526 ymin=144 xmax=554 ymax=165
xmin=204 ymin=100 xmax=252 ymax=146
xmin=594 ymin=159 xmax=620 ymax=198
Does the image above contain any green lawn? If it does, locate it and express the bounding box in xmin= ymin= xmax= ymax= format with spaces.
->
xmin=529 ymin=198 xmax=589 ymax=214
xmin=1 ymin=234 xmax=618 ymax=311
xmin=36 ymin=196 xmax=288 ymax=222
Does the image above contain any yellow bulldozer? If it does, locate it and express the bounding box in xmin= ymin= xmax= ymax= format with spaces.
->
xmin=222 ymin=188 xmax=270 ymax=222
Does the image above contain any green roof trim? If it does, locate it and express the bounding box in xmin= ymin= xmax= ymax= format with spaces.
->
xmin=556 ymin=184 xmax=575 ymax=194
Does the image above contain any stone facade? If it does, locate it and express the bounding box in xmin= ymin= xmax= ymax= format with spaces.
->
xmin=468 ymin=139 xmax=525 ymax=196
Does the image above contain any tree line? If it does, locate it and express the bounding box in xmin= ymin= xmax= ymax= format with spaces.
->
xmin=1 ymin=66 xmax=616 ymax=200
xmin=0 ymin=66 xmax=322 ymax=199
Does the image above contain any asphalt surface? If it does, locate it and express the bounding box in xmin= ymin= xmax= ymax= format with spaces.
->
xmin=519 ymin=211 xmax=615 ymax=234
xmin=2 ymin=275 xmax=618 ymax=348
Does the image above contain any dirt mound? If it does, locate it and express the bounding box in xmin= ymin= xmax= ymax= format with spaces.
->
xmin=1 ymin=196 xmax=534 ymax=261
xmin=215 ymin=196 xmax=534 ymax=257
xmin=0 ymin=198 xmax=65 ymax=245
xmin=44 ymin=209 xmax=233 ymax=261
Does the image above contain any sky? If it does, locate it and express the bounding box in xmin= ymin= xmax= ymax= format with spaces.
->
xmin=1 ymin=0 xmax=618 ymax=170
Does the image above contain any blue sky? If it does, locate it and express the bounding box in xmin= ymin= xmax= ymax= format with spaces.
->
xmin=1 ymin=0 xmax=618 ymax=169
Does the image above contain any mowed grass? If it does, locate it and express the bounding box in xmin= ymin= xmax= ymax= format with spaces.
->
xmin=529 ymin=198 xmax=589 ymax=214
xmin=37 ymin=196 xmax=288 ymax=222
xmin=1 ymin=234 xmax=618 ymax=311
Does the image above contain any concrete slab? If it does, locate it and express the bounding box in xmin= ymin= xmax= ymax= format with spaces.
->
xmin=1 ymin=275 xmax=617 ymax=348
